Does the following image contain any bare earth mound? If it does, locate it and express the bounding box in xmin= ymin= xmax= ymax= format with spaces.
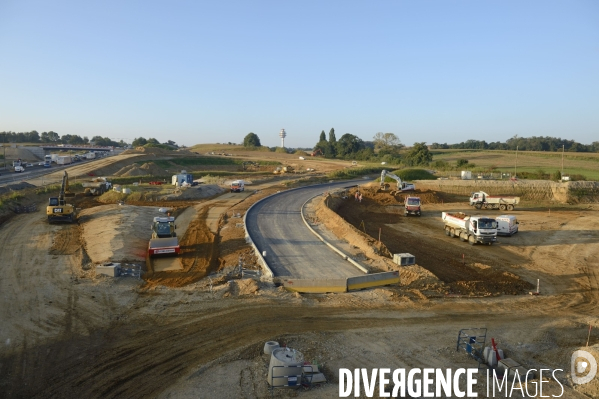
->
xmin=79 ymin=204 xmax=163 ymax=263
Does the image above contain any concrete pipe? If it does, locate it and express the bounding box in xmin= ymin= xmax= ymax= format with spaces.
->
xmin=264 ymin=341 xmax=280 ymax=355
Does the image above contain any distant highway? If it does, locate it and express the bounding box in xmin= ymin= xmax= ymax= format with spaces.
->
xmin=245 ymin=181 xmax=364 ymax=279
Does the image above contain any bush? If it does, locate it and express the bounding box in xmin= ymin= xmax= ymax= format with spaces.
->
xmin=274 ymin=147 xmax=289 ymax=154
xmin=391 ymin=169 xmax=437 ymax=181
xmin=456 ymin=159 xmax=469 ymax=167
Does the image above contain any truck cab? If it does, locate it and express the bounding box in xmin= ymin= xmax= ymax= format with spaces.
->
xmin=404 ymin=196 xmax=421 ymax=216
xmin=230 ymin=180 xmax=244 ymax=192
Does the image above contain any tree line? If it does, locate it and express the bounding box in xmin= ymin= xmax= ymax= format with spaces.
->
xmin=243 ymin=129 xmax=433 ymax=166
xmin=430 ymin=136 xmax=599 ymax=152
xmin=0 ymin=130 xmax=124 ymax=147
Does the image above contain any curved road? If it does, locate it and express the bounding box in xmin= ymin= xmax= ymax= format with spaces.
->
xmin=246 ymin=181 xmax=365 ymax=279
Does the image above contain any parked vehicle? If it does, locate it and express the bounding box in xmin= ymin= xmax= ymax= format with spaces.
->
xmin=469 ymin=191 xmax=520 ymax=211
xmin=496 ymin=215 xmax=519 ymax=236
xmin=404 ymin=196 xmax=421 ymax=216
xmin=230 ymin=180 xmax=245 ymax=192
xmin=441 ymin=212 xmax=497 ymax=245
xmin=82 ymin=177 xmax=112 ymax=196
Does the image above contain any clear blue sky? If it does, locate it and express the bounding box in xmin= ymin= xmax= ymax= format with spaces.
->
xmin=1 ymin=0 xmax=597 ymax=148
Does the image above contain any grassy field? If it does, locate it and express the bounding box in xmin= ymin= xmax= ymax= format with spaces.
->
xmin=432 ymin=149 xmax=599 ymax=180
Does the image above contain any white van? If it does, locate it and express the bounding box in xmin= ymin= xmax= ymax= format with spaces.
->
xmin=230 ymin=180 xmax=245 ymax=192
xmin=496 ymin=215 xmax=519 ymax=236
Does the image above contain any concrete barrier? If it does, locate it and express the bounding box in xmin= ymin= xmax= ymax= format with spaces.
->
xmin=346 ymin=271 xmax=400 ymax=291
xmin=300 ymin=193 xmax=369 ymax=274
xmin=280 ymin=278 xmax=347 ymax=293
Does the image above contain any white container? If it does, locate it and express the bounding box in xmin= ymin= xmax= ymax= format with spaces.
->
xmin=267 ymin=348 xmax=304 ymax=387
xmin=262 ymin=251 xmax=267 ymax=257
xmin=122 ymin=188 xmax=131 ymax=194
xmin=461 ymin=171 xmax=472 ymax=180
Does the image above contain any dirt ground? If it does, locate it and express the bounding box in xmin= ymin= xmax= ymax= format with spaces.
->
xmin=1 ymin=151 xmax=598 ymax=398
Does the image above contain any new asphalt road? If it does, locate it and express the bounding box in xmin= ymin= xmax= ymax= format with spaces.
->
xmin=246 ymin=180 xmax=366 ymax=279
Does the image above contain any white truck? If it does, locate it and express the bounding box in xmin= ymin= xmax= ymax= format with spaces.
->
xmin=230 ymin=180 xmax=245 ymax=192
xmin=469 ymin=191 xmax=520 ymax=211
xmin=496 ymin=215 xmax=519 ymax=236
xmin=85 ymin=152 xmax=96 ymax=160
xmin=57 ymin=155 xmax=72 ymax=165
xmin=441 ymin=212 xmax=498 ymax=245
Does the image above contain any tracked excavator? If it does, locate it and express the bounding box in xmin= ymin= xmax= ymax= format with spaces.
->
xmin=379 ymin=170 xmax=415 ymax=194
xmin=46 ymin=171 xmax=77 ymax=223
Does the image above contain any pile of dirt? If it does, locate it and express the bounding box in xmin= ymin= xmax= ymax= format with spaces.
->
xmin=79 ymin=204 xmax=160 ymax=263
xmin=227 ymin=279 xmax=260 ymax=296
xmin=114 ymin=162 xmax=168 ymax=177
xmin=358 ymin=186 xmax=453 ymax=204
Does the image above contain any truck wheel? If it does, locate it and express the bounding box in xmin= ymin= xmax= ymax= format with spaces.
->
xmin=500 ymin=204 xmax=507 ymax=211
xmin=475 ymin=203 xmax=482 ymax=209
xmin=488 ymin=242 xmax=493 ymax=246
xmin=417 ymin=212 xmax=421 ymax=216
xmin=450 ymin=228 xmax=456 ymax=238
xmin=445 ymin=227 xmax=450 ymax=236
xmin=468 ymin=235 xmax=476 ymax=245
xmin=459 ymin=233 xmax=466 ymax=242
xmin=404 ymin=212 xmax=408 ymax=217
xmin=507 ymin=204 xmax=514 ymax=211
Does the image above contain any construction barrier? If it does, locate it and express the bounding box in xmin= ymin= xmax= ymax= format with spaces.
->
xmin=280 ymin=278 xmax=347 ymax=293
xmin=346 ymin=271 xmax=400 ymax=291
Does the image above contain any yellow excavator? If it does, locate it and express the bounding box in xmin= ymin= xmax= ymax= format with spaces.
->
xmin=46 ymin=171 xmax=77 ymax=223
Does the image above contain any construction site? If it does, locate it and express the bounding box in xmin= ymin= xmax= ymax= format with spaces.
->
xmin=1 ymin=147 xmax=599 ymax=398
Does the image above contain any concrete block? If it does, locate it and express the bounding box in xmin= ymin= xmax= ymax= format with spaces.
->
xmin=96 ymin=262 xmax=121 ymax=277
xmin=280 ymin=278 xmax=347 ymax=293
xmin=393 ymin=253 xmax=415 ymax=266
xmin=347 ymin=271 xmax=400 ymax=291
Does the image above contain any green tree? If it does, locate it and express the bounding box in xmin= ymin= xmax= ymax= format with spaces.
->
xmin=319 ymin=130 xmax=326 ymax=142
xmin=404 ymin=142 xmax=432 ymax=166
xmin=373 ymin=132 xmax=401 ymax=151
xmin=336 ymin=134 xmax=365 ymax=157
xmin=147 ymin=138 xmax=160 ymax=145
xmin=328 ymin=128 xmax=336 ymax=144
xmin=243 ymin=132 xmax=261 ymax=147
xmin=132 ymin=137 xmax=147 ymax=147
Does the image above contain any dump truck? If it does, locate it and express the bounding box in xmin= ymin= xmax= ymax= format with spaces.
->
xmin=46 ymin=171 xmax=77 ymax=223
xmin=404 ymin=196 xmax=421 ymax=216
xmin=441 ymin=211 xmax=497 ymax=245
xmin=148 ymin=216 xmax=180 ymax=256
xmin=82 ymin=177 xmax=112 ymax=196
xmin=469 ymin=191 xmax=520 ymax=211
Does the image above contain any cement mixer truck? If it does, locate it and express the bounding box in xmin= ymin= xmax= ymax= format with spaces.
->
xmin=441 ymin=212 xmax=498 ymax=245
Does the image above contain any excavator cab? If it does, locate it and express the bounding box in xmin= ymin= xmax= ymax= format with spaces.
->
xmin=46 ymin=171 xmax=77 ymax=223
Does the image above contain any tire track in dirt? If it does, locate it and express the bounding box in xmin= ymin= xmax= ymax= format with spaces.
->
xmin=1 ymin=304 xmax=535 ymax=399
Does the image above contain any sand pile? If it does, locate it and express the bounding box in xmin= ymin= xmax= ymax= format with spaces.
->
xmin=115 ymin=162 xmax=168 ymax=177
